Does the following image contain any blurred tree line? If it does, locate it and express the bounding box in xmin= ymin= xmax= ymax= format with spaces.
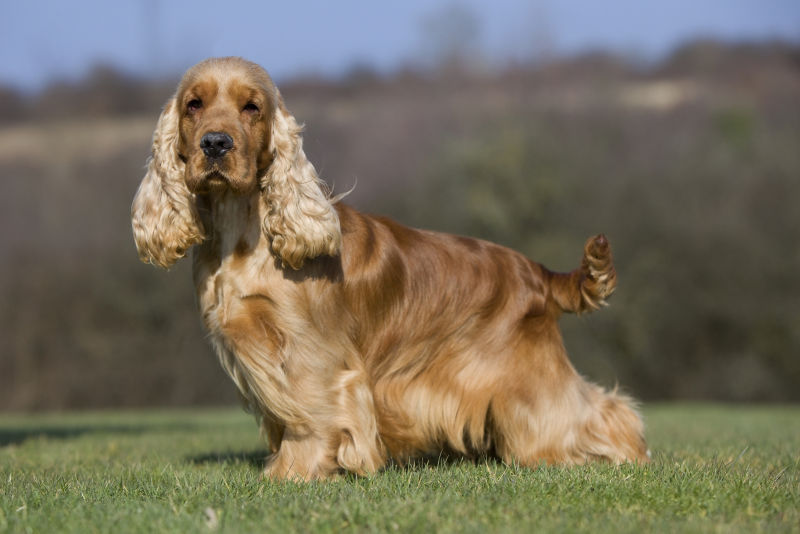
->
xmin=0 ymin=40 xmax=798 ymax=410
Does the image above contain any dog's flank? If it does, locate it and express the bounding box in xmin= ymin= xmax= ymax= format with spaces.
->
xmin=131 ymin=56 xmax=648 ymax=481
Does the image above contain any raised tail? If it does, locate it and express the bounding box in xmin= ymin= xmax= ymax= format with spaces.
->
xmin=550 ymin=234 xmax=617 ymax=314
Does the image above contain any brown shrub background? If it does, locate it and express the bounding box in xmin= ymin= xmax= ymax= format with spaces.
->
xmin=1 ymin=41 xmax=798 ymax=410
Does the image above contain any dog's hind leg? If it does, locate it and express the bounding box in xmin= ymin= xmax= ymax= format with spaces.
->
xmin=488 ymin=335 xmax=648 ymax=466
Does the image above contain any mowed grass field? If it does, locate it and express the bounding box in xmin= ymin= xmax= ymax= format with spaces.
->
xmin=1 ymin=404 xmax=798 ymax=533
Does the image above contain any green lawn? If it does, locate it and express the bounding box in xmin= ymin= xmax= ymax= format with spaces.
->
xmin=1 ymin=404 xmax=798 ymax=533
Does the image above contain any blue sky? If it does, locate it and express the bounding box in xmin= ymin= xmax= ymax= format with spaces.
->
xmin=1 ymin=0 xmax=798 ymax=90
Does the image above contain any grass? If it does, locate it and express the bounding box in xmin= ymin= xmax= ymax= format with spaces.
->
xmin=1 ymin=404 xmax=798 ymax=533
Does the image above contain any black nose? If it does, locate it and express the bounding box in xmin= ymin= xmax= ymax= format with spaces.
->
xmin=200 ymin=132 xmax=234 ymax=159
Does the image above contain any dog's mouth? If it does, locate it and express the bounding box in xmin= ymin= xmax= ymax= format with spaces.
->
xmin=190 ymin=167 xmax=257 ymax=196
xmin=186 ymin=168 xmax=231 ymax=194
xmin=201 ymin=170 xmax=231 ymax=193
xmin=206 ymin=170 xmax=228 ymax=184
xmin=185 ymin=149 xmax=258 ymax=195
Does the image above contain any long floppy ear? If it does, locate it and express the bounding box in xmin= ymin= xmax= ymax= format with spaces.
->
xmin=131 ymin=99 xmax=205 ymax=268
xmin=261 ymin=99 xmax=341 ymax=270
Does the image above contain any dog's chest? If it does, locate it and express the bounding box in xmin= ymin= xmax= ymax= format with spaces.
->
xmin=192 ymin=241 xmax=291 ymax=410
xmin=193 ymin=244 xmax=280 ymax=337
xmin=192 ymin=194 xmax=273 ymax=333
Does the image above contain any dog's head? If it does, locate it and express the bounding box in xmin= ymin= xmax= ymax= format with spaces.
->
xmin=176 ymin=58 xmax=275 ymax=196
xmin=131 ymin=57 xmax=341 ymax=269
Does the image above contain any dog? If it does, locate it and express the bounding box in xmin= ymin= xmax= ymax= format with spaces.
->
xmin=131 ymin=57 xmax=648 ymax=480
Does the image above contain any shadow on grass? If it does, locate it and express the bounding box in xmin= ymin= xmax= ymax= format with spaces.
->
xmin=0 ymin=422 xmax=197 ymax=447
xmin=394 ymin=452 xmax=505 ymax=471
xmin=0 ymin=425 xmax=147 ymax=447
xmin=186 ymin=447 xmax=503 ymax=475
xmin=189 ymin=449 xmax=270 ymax=469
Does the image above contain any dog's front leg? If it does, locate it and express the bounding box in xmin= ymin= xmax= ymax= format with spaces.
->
xmin=262 ymin=427 xmax=339 ymax=481
xmin=216 ymin=332 xmax=385 ymax=480
xmin=260 ymin=366 xmax=386 ymax=481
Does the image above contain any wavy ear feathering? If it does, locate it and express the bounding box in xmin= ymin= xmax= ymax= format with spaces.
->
xmin=261 ymin=98 xmax=341 ymax=270
xmin=131 ymin=99 xmax=205 ymax=268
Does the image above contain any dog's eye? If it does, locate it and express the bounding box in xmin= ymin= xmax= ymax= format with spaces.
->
xmin=243 ymin=102 xmax=260 ymax=113
xmin=187 ymin=99 xmax=203 ymax=112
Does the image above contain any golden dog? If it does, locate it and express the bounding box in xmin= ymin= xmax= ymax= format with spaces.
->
xmin=132 ymin=57 xmax=648 ymax=480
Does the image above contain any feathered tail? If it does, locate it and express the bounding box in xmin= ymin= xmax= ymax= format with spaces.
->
xmin=550 ymin=234 xmax=617 ymax=314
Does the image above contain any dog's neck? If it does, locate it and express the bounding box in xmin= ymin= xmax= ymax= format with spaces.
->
xmin=196 ymin=188 xmax=262 ymax=260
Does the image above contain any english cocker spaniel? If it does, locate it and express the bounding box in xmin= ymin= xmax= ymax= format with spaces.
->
xmin=132 ymin=57 xmax=648 ymax=480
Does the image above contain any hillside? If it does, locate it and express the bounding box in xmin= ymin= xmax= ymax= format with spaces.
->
xmin=1 ymin=41 xmax=799 ymax=409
